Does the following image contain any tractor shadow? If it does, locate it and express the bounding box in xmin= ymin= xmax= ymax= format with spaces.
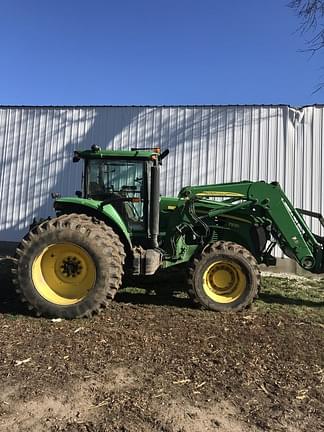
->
xmin=115 ymin=289 xmax=193 ymax=309
xmin=259 ymin=292 xmax=324 ymax=308
xmin=0 ymin=256 xmax=27 ymax=316
xmin=115 ymin=272 xmax=194 ymax=309
xmin=115 ymin=288 xmax=195 ymax=309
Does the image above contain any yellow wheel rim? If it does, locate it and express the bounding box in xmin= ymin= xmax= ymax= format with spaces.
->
xmin=203 ymin=260 xmax=246 ymax=304
xmin=32 ymin=243 xmax=96 ymax=305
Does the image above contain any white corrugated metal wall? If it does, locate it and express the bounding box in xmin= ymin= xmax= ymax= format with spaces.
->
xmin=0 ymin=105 xmax=323 ymax=244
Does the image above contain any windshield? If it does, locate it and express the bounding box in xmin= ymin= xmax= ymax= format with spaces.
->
xmin=86 ymin=159 xmax=145 ymax=226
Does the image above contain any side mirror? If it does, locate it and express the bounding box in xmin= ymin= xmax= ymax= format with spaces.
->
xmin=160 ymin=149 xmax=169 ymax=160
xmin=91 ymin=144 xmax=101 ymax=152
xmin=51 ymin=192 xmax=61 ymax=199
xmin=73 ymin=151 xmax=81 ymax=163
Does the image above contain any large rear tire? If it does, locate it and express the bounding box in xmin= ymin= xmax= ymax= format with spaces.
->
xmin=12 ymin=214 xmax=125 ymax=318
xmin=188 ymin=241 xmax=260 ymax=312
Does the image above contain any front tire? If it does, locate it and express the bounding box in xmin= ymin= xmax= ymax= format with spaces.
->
xmin=188 ymin=241 xmax=260 ymax=312
xmin=12 ymin=214 xmax=125 ymax=318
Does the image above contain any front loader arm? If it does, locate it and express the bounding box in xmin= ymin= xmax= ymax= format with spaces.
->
xmin=179 ymin=181 xmax=323 ymax=272
xmin=247 ymin=182 xmax=321 ymax=271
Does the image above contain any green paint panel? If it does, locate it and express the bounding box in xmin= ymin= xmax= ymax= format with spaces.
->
xmin=75 ymin=148 xmax=159 ymax=160
xmin=55 ymin=197 xmax=132 ymax=246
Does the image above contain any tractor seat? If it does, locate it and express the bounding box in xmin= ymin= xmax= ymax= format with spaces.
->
xmin=88 ymin=186 xmax=144 ymax=232
xmin=122 ymin=202 xmax=144 ymax=232
xmin=106 ymin=197 xmax=143 ymax=232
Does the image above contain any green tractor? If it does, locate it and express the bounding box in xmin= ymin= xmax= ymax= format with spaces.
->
xmin=12 ymin=145 xmax=324 ymax=318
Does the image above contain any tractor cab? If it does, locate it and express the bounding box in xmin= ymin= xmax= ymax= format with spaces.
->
xmin=72 ymin=145 xmax=169 ymax=248
xmin=85 ymin=151 xmax=147 ymax=232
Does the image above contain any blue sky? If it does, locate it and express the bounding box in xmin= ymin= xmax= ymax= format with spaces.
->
xmin=0 ymin=0 xmax=322 ymax=106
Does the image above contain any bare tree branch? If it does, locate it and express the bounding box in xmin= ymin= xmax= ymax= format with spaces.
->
xmin=289 ymin=1 xmax=324 ymax=91
xmin=289 ymin=0 xmax=324 ymax=31
xmin=289 ymin=0 xmax=324 ymax=49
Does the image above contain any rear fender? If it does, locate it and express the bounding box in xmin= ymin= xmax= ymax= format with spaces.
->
xmin=54 ymin=198 xmax=132 ymax=254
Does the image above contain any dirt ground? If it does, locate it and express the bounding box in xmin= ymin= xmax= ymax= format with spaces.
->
xmin=0 ymin=257 xmax=323 ymax=432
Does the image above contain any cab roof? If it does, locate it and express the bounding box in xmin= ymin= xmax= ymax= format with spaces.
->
xmin=74 ymin=147 xmax=159 ymax=160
